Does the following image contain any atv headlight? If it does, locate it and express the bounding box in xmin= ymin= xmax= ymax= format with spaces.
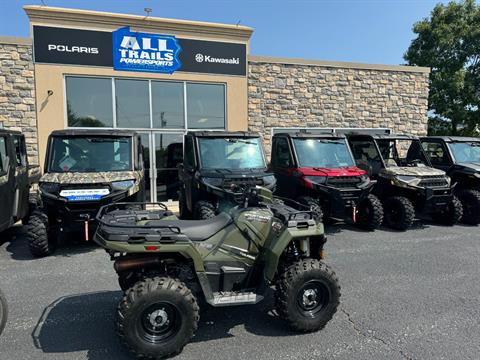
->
xmin=202 ymin=177 xmax=223 ymax=187
xmin=263 ymin=175 xmax=276 ymax=187
xmin=304 ymin=176 xmax=327 ymax=184
xmin=395 ymin=175 xmax=421 ymax=186
xmin=111 ymin=180 xmax=135 ymax=190
xmin=39 ymin=182 xmax=59 ymax=194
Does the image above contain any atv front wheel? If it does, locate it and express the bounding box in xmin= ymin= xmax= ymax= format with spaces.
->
xmin=0 ymin=288 xmax=7 ymax=336
xmin=117 ymin=277 xmax=199 ymax=359
xmin=457 ymin=189 xmax=480 ymax=225
xmin=383 ymin=196 xmax=415 ymax=231
xmin=432 ymin=196 xmax=463 ymax=225
xmin=193 ymin=201 xmax=216 ymax=220
xmin=356 ymin=194 xmax=384 ymax=230
xmin=25 ymin=210 xmax=56 ymax=257
xmin=275 ymin=259 xmax=340 ymax=332
xmin=298 ymin=196 xmax=323 ymax=221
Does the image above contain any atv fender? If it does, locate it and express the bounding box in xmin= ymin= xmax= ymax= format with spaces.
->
xmin=263 ymin=223 xmax=325 ymax=282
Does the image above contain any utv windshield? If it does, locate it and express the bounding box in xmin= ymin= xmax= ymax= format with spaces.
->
xmin=448 ymin=142 xmax=480 ymax=163
xmin=48 ymin=136 xmax=133 ymax=172
xmin=198 ymin=137 xmax=266 ymax=170
xmin=376 ymin=139 xmax=429 ymax=167
xmin=293 ymin=138 xmax=355 ymax=168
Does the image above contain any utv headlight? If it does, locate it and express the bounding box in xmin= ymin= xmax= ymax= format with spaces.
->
xmin=111 ymin=180 xmax=135 ymax=190
xmin=304 ymin=176 xmax=327 ymax=184
xmin=395 ymin=175 xmax=421 ymax=186
xmin=360 ymin=174 xmax=371 ymax=184
xmin=202 ymin=177 xmax=223 ymax=187
xmin=39 ymin=182 xmax=59 ymax=194
xmin=263 ymin=175 xmax=276 ymax=187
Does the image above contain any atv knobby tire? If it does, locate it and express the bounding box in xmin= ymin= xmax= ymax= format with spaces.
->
xmin=432 ymin=196 xmax=463 ymax=226
xmin=457 ymin=189 xmax=480 ymax=225
xmin=356 ymin=194 xmax=384 ymax=230
xmin=25 ymin=210 xmax=55 ymax=257
xmin=117 ymin=277 xmax=199 ymax=359
xmin=0 ymin=288 xmax=7 ymax=336
xmin=275 ymin=259 xmax=340 ymax=332
xmin=383 ymin=196 xmax=415 ymax=231
xmin=297 ymin=196 xmax=323 ymax=221
xmin=193 ymin=201 xmax=216 ymax=220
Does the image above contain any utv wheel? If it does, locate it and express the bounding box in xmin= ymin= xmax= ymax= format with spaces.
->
xmin=22 ymin=192 xmax=39 ymax=225
xmin=117 ymin=277 xmax=199 ymax=359
xmin=25 ymin=210 xmax=55 ymax=257
xmin=275 ymin=259 xmax=340 ymax=332
xmin=193 ymin=201 xmax=216 ymax=220
xmin=356 ymin=194 xmax=384 ymax=230
xmin=298 ymin=196 xmax=323 ymax=221
xmin=0 ymin=288 xmax=7 ymax=336
xmin=383 ymin=196 xmax=415 ymax=231
xmin=432 ymin=196 xmax=463 ymax=226
xmin=457 ymin=189 xmax=480 ymax=225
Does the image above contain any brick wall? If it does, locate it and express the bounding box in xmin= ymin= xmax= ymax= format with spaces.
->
xmin=248 ymin=57 xmax=430 ymax=155
xmin=0 ymin=37 xmax=37 ymax=165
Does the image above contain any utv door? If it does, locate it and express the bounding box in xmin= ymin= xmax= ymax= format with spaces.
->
xmin=0 ymin=135 xmax=15 ymax=231
xmin=271 ymin=136 xmax=295 ymax=197
xmin=12 ymin=134 xmax=29 ymax=220
xmin=181 ymin=135 xmax=196 ymax=211
xmin=421 ymin=140 xmax=453 ymax=172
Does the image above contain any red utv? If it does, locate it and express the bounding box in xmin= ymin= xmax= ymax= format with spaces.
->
xmin=270 ymin=131 xmax=383 ymax=230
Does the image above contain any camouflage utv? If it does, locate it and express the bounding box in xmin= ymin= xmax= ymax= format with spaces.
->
xmin=346 ymin=133 xmax=462 ymax=230
xmin=25 ymin=129 xmax=145 ymax=257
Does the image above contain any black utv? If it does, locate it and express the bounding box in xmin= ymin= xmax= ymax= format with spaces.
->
xmin=346 ymin=133 xmax=462 ymax=230
xmin=0 ymin=129 xmax=40 ymax=234
xmin=178 ymin=131 xmax=276 ymax=219
xmin=421 ymin=136 xmax=480 ymax=224
xmin=25 ymin=129 xmax=145 ymax=257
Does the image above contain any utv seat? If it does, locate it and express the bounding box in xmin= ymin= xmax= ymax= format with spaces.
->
xmin=145 ymin=213 xmax=232 ymax=241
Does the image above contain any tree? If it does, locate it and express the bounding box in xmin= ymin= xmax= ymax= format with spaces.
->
xmin=405 ymin=0 xmax=480 ymax=135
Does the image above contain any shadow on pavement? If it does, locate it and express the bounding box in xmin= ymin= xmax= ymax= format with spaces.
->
xmin=2 ymin=224 xmax=98 ymax=261
xmin=32 ymin=289 xmax=299 ymax=359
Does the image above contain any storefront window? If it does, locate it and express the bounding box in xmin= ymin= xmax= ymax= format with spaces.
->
xmin=187 ymin=83 xmax=225 ymax=129
xmin=115 ymin=79 xmax=150 ymax=128
xmin=152 ymin=81 xmax=185 ymax=129
xmin=66 ymin=77 xmax=113 ymax=127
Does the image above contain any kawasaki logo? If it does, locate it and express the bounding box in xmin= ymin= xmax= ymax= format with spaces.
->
xmin=195 ymin=53 xmax=239 ymax=65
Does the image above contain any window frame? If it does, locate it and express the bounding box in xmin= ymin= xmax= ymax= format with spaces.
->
xmin=0 ymin=136 xmax=8 ymax=175
xmin=421 ymin=140 xmax=453 ymax=166
xmin=272 ymin=136 xmax=295 ymax=168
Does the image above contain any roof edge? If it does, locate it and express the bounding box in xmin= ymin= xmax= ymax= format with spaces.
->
xmin=0 ymin=36 xmax=32 ymax=46
xmin=249 ymin=55 xmax=430 ymax=74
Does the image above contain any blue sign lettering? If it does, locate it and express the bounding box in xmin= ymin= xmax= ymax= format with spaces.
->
xmin=112 ymin=27 xmax=182 ymax=74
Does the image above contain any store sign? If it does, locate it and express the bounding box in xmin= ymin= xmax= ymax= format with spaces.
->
xmin=33 ymin=26 xmax=247 ymax=76
xmin=112 ymin=27 xmax=182 ymax=74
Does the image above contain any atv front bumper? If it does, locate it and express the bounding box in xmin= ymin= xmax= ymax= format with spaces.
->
xmin=421 ymin=186 xmax=454 ymax=214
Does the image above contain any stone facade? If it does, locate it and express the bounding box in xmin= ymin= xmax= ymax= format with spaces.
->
xmin=248 ymin=57 xmax=430 ymax=155
xmin=0 ymin=37 xmax=37 ymax=165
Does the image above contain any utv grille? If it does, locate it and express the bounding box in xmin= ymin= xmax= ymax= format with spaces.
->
xmin=418 ymin=175 xmax=449 ymax=188
xmin=326 ymin=176 xmax=361 ymax=189
xmin=222 ymin=177 xmax=263 ymax=190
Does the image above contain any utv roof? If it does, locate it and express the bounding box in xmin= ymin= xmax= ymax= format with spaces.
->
xmin=49 ymin=129 xmax=138 ymax=137
xmin=421 ymin=136 xmax=480 ymax=143
xmin=187 ymin=131 xmax=261 ymax=138
xmin=274 ymin=131 xmax=346 ymax=139
xmin=0 ymin=128 xmax=22 ymax=136
xmin=347 ymin=133 xmax=419 ymax=140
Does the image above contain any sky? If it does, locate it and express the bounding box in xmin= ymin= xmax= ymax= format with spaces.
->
xmin=0 ymin=0 xmax=452 ymax=65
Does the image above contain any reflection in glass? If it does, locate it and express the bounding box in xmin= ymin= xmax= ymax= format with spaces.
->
xmin=115 ymin=79 xmax=150 ymax=128
xmin=187 ymin=83 xmax=225 ymax=129
xmin=155 ymin=133 xmax=183 ymax=201
xmin=66 ymin=77 xmax=113 ymax=127
xmin=152 ymin=82 xmax=184 ymax=129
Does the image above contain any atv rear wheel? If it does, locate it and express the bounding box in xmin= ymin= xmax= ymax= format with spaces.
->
xmin=298 ymin=196 xmax=323 ymax=221
xmin=383 ymin=196 xmax=415 ymax=231
xmin=275 ymin=259 xmax=340 ymax=332
xmin=432 ymin=196 xmax=463 ymax=225
xmin=457 ymin=189 xmax=480 ymax=225
xmin=193 ymin=201 xmax=216 ymax=220
xmin=25 ymin=210 xmax=56 ymax=257
xmin=356 ymin=194 xmax=384 ymax=230
xmin=0 ymin=288 xmax=7 ymax=336
xmin=117 ymin=277 xmax=199 ymax=359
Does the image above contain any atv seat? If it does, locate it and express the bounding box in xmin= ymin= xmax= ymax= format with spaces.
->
xmin=145 ymin=213 xmax=232 ymax=241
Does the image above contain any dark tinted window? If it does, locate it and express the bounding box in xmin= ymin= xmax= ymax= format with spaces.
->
xmin=422 ymin=141 xmax=450 ymax=165
xmin=115 ymin=79 xmax=150 ymax=128
xmin=187 ymin=83 xmax=225 ymax=129
xmin=272 ymin=137 xmax=293 ymax=167
xmin=152 ymin=81 xmax=184 ymax=129
xmin=66 ymin=77 xmax=113 ymax=127
xmin=13 ymin=135 xmax=26 ymax=166
xmin=0 ymin=137 xmax=7 ymax=173
xmin=184 ymin=136 xmax=195 ymax=168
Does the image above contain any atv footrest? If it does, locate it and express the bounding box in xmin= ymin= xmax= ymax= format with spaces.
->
xmin=211 ymin=292 xmax=263 ymax=306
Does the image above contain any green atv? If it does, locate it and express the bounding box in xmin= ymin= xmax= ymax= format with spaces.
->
xmin=94 ymin=185 xmax=340 ymax=359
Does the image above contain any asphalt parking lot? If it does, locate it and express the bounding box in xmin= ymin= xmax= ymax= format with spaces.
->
xmin=0 ymin=220 xmax=479 ymax=360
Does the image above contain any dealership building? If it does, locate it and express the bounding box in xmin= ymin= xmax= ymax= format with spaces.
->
xmin=0 ymin=6 xmax=430 ymax=201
